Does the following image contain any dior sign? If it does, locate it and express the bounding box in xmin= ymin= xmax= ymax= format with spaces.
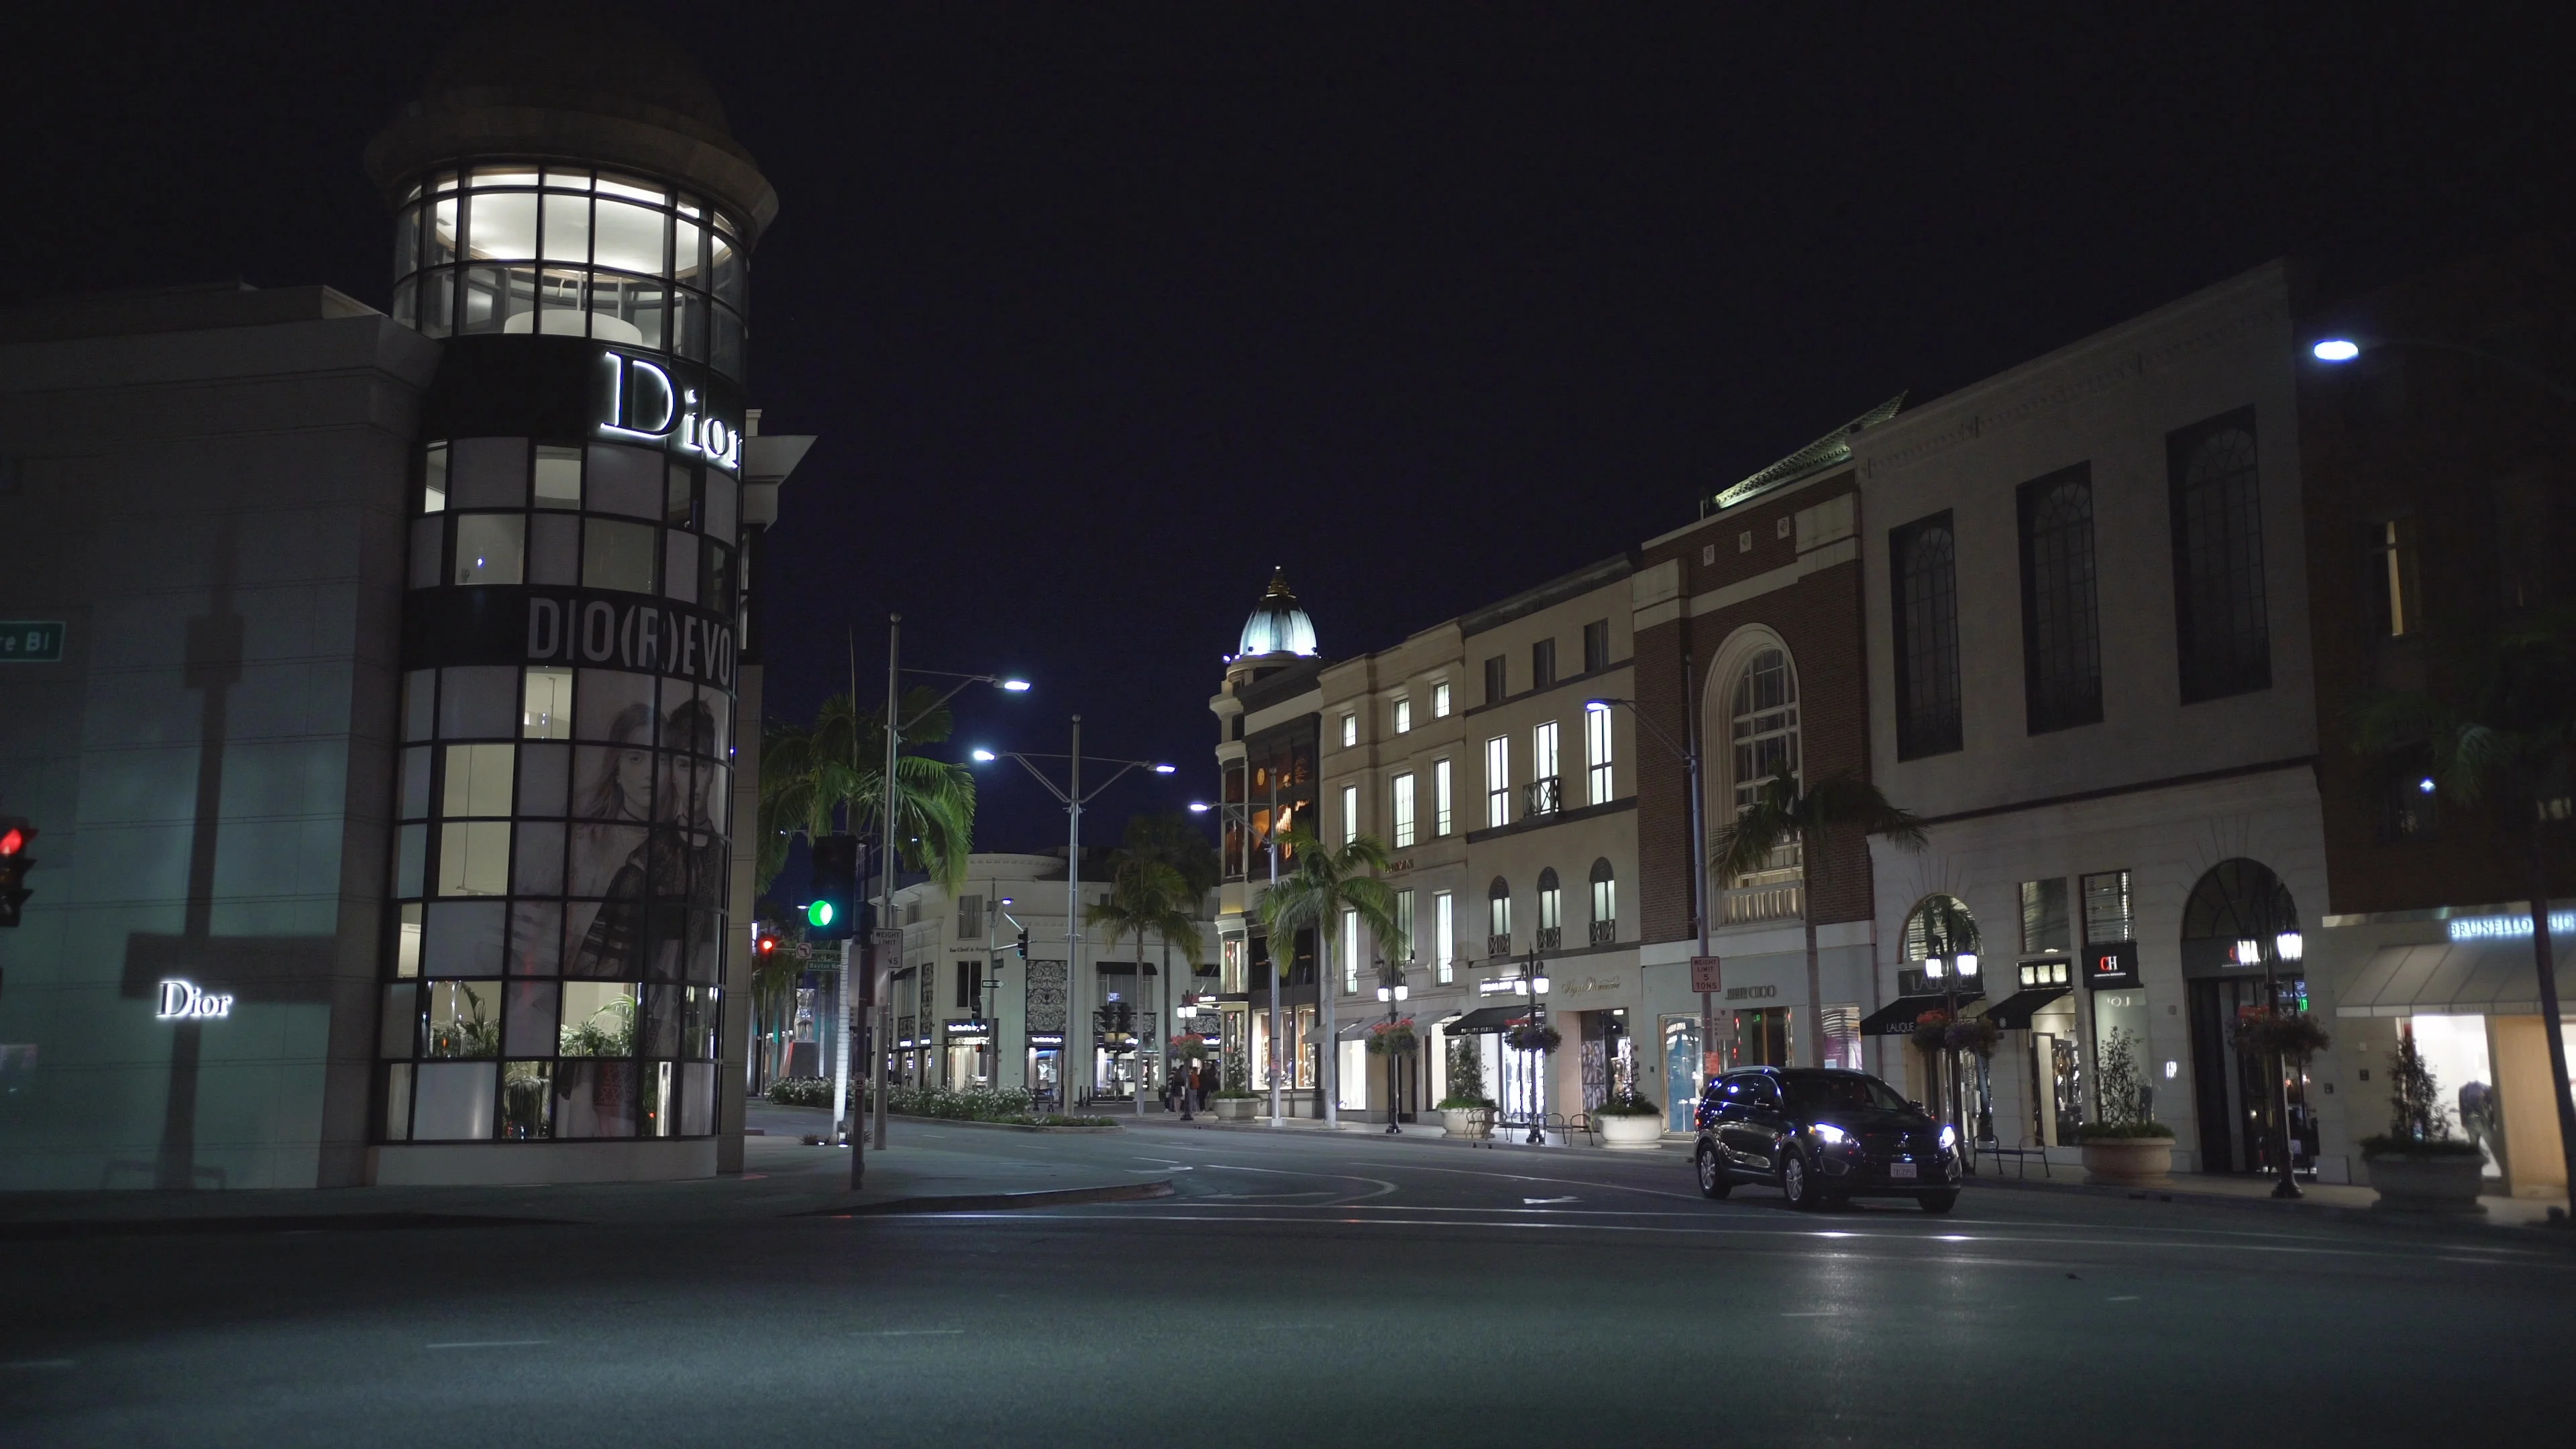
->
xmin=525 ymin=592 xmax=737 ymax=690
xmin=156 ymin=979 xmax=233 ymax=1020
xmin=598 ymin=351 xmax=743 ymax=473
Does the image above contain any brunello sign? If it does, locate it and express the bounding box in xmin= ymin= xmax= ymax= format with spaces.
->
xmin=404 ymin=586 xmax=737 ymax=691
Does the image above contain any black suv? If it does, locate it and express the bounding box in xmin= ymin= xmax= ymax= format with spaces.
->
xmin=1693 ymin=1067 xmax=1961 ymax=1212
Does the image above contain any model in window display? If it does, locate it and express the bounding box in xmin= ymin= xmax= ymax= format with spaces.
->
xmin=568 ymin=695 xmax=727 ymax=980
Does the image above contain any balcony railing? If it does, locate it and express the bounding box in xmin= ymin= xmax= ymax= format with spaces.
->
xmin=1589 ymin=919 xmax=1616 ymax=945
xmin=1487 ymin=932 xmax=1513 ymax=958
xmin=1534 ymin=926 xmax=1562 ymax=951
xmin=1523 ymin=775 xmax=1564 ymax=816
xmin=1720 ymin=873 xmax=1805 ymax=925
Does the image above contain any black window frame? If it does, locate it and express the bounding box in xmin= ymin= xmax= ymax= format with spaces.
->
xmin=1532 ymin=638 xmax=1556 ymax=690
xmin=1889 ymin=510 xmax=1964 ymax=759
xmin=1582 ymin=620 xmax=1610 ymax=673
xmin=2167 ymin=407 xmax=2271 ymax=703
xmin=2017 ymin=464 xmax=2104 ymax=734
xmin=1483 ymin=655 xmax=1507 ymax=704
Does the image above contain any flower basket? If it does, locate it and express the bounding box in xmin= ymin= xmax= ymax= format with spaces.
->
xmin=1366 ymin=1018 xmax=1419 ymax=1057
xmin=2233 ymin=1008 xmax=2331 ymax=1062
xmin=1505 ymin=1024 xmax=1562 ymax=1054
xmin=1167 ymin=1033 xmax=1211 ymax=1062
xmin=1911 ymin=1009 xmax=1952 ymax=1056
xmin=1943 ymin=1014 xmax=2000 ymax=1059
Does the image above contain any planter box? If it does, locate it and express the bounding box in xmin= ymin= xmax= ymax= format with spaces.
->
xmin=1442 ymin=1107 xmax=1495 ymax=1140
xmin=1212 ymin=1097 xmax=1258 ymax=1122
xmin=2365 ymin=1153 xmax=2487 ymax=1214
xmin=1597 ymin=1114 xmax=1664 ymax=1150
xmin=2079 ymin=1137 xmax=2174 ymax=1187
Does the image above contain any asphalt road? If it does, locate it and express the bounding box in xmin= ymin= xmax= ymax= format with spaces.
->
xmin=5 ymin=1121 xmax=2571 ymax=1447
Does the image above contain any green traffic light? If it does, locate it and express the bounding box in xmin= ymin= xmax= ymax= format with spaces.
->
xmin=808 ymin=900 xmax=836 ymax=928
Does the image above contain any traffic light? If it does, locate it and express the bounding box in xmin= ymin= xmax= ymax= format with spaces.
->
xmin=0 ymin=818 xmax=34 ymax=929
xmin=1015 ymin=927 xmax=1029 ymax=960
xmin=806 ymin=833 xmax=859 ymax=941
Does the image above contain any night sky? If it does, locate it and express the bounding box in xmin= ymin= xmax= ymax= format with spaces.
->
xmin=9 ymin=3 xmax=2571 ymax=860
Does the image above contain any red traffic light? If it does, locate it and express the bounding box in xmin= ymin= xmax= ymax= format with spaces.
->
xmin=0 ymin=827 xmax=23 ymax=856
xmin=756 ymin=935 xmax=777 ymax=955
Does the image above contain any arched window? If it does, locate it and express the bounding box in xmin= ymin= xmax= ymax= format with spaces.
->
xmin=1902 ymin=894 xmax=1981 ymax=965
xmin=1588 ymin=859 xmax=1616 ymax=945
xmin=1730 ymin=647 xmax=1801 ymax=814
xmin=2180 ymin=858 xmax=2298 ymax=974
xmin=1487 ymin=877 xmax=1512 ymax=956
xmin=1536 ymin=868 xmax=1562 ymax=949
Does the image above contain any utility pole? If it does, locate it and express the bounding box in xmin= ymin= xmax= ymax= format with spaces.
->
xmin=874 ymin=615 xmax=900 ymax=1155
xmin=1067 ymin=715 xmax=1083 ymax=1115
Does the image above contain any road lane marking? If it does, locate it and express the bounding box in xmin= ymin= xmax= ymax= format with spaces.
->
xmin=1523 ymin=1196 xmax=1580 ymax=1205
xmin=426 ymin=1340 xmax=549 ymax=1350
xmin=2107 ymin=1295 xmax=2140 ymax=1301
xmin=1781 ymin=1311 xmax=1837 ymax=1317
xmin=855 ymin=1330 xmax=965 ymax=1337
xmin=877 ymin=1212 xmax=2575 ymax=1265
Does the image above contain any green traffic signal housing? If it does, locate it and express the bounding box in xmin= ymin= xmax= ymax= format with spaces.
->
xmin=806 ymin=833 xmax=859 ymax=942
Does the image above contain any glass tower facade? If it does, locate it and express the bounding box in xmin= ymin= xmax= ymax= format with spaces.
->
xmin=375 ymin=157 xmax=755 ymax=1147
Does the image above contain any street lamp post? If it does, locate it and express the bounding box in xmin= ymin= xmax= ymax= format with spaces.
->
xmin=2245 ymin=930 xmax=2307 ymax=1200
xmin=853 ymin=616 xmax=1030 ymax=1187
xmin=1374 ymin=957 xmax=1410 ymax=1135
xmin=1175 ymin=995 xmax=1198 ymax=1120
xmin=1517 ymin=955 xmax=1552 ymax=1144
xmin=1923 ymin=950 xmax=1977 ymax=1151
xmin=970 ymin=727 xmax=1177 ymax=1122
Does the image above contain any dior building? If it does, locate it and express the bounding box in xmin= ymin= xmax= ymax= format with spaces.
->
xmin=0 ymin=25 xmax=810 ymax=1188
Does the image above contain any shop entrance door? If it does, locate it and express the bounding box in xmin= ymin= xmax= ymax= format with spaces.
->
xmin=2189 ymin=975 xmax=2314 ymax=1175
xmin=1028 ymin=1048 xmax=1060 ymax=1112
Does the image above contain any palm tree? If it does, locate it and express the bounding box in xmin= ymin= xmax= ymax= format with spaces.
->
xmin=1114 ymin=813 xmax=1218 ymax=1099
xmin=1088 ymin=857 xmax=1207 ymax=1113
xmin=2354 ymin=606 xmax=2576 ymax=1203
xmin=1259 ymin=827 xmax=1409 ymax=1128
xmin=757 ymin=686 xmax=979 ymax=897
xmin=1714 ymin=771 xmax=1927 ymax=1068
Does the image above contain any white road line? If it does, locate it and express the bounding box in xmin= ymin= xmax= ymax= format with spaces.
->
xmin=854 ymin=1329 xmax=965 ymax=1337
xmin=1523 ymin=1196 xmax=1580 ymax=1205
xmin=425 ymin=1340 xmax=549 ymax=1350
xmin=2107 ymin=1295 xmax=2141 ymax=1301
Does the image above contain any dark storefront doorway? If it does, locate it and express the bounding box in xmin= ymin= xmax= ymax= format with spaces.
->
xmin=2180 ymin=858 xmax=2314 ymax=1176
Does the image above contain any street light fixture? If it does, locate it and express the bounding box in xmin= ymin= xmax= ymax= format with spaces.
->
xmin=2309 ymin=334 xmax=2576 ymax=401
xmin=971 ymin=722 xmax=1187 ymax=1120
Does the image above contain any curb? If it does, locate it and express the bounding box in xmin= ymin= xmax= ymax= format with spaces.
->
xmin=802 ymin=1116 xmax=1122 ymax=1143
xmin=1966 ymin=1170 xmax=2575 ymax=1246
xmin=0 ymin=1211 xmax=572 ymax=1242
xmin=807 ymin=1179 xmax=1177 ymax=1216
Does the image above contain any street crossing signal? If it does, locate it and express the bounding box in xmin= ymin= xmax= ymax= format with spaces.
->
xmin=807 ymin=833 xmax=859 ymax=941
xmin=1015 ymin=927 xmax=1029 ymax=960
xmin=0 ymin=818 xmax=34 ymax=928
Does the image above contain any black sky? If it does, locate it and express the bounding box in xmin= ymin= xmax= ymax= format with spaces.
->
xmin=9 ymin=2 xmax=2571 ymax=861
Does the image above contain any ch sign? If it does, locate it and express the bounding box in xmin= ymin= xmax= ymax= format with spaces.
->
xmin=156 ymin=979 xmax=233 ymax=1021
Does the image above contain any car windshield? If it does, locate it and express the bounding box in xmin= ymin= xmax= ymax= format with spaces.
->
xmin=1782 ymin=1073 xmax=1909 ymax=1115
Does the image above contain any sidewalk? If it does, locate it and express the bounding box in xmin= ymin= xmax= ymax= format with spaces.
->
xmin=0 ymin=1113 xmax=1167 ymax=1239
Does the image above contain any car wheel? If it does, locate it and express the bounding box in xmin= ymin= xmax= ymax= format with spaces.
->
xmin=1919 ymin=1189 xmax=1960 ymax=1214
xmin=1781 ymin=1148 xmax=1821 ymax=1210
xmin=1696 ymin=1143 xmax=1732 ymax=1199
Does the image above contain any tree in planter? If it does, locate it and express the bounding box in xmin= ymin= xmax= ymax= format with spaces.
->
xmin=2078 ymin=1027 xmax=2172 ymax=1140
xmin=2361 ymin=1030 xmax=2485 ymax=1160
xmin=1440 ymin=1036 xmax=1493 ymax=1110
xmin=1218 ymin=1055 xmax=1254 ymax=1099
xmin=1714 ymin=771 xmax=1927 ymax=1069
xmin=2353 ymin=607 xmax=2576 ymax=1216
xmin=1258 ymin=827 xmax=1408 ymax=1130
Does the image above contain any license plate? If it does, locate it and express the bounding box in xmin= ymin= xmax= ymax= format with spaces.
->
xmin=1890 ymin=1162 xmax=1918 ymax=1180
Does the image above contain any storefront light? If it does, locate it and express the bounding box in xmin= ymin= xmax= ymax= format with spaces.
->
xmin=1955 ymin=952 xmax=1978 ymax=979
xmin=2275 ymin=930 xmax=2303 ymax=963
xmin=2235 ymin=937 xmax=2263 ymax=965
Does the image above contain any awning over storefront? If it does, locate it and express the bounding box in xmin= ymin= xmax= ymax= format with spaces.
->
xmin=1981 ymin=985 xmax=2072 ymax=1031
xmin=1446 ymin=1005 xmax=1536 ymax=1035
xmin=2333 ymin=936 xmax=2576 ymax=1018
xmin=1858 ymin=991 xmax=1984 ymax=1037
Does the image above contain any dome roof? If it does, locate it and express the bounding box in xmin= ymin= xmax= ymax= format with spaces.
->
xmin=417 ymin=6 xmax=731 ymax=131
xmin=1235 ymin=569 xmax=1319 ymax=659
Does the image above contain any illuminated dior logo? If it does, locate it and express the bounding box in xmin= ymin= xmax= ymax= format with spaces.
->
xmin=599 ymin=351 xmax=743 ymax=473
xmin=156 ymin=979 xmax=234 ymax=1020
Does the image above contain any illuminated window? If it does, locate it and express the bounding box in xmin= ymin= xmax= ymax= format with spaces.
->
xmin=1485 ymin=737 xmax=1510 ymax=828
xmin=1585 ymin=702 xmax=1613 ymax=804
xmin=1392 ymin=773 xmax=1416 ymax=849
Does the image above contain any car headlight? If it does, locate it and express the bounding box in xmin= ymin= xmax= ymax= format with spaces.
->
xmin=1938 ymin=1124 xmax=1958 ymax=1150
xmin=1812 ymin=1123 xmax=1847 ymax=1146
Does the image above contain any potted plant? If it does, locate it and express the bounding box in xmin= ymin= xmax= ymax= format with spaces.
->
xmin=2361 ymin=1030 xmax=2487 ymax=1213
xmin=1594 ymin=1083 xmax=1665 ymax=1150
xmin=1213 ymin=1055 xmax=1259 ymax=1121
xmin=1438 ymin=1038 xmax=1497 ymax=1139
xmin=2074 ymin=1027 xmax=2175 ymax=1185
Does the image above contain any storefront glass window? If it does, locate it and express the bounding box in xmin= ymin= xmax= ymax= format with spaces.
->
xmin=2408 ymin=1014 xmax=2504 ymax=1181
